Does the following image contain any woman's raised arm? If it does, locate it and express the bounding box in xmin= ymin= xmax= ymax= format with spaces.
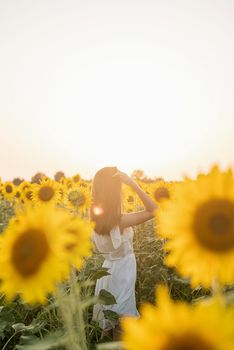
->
xmin=113 ymin=170 xmax=158 ymax=229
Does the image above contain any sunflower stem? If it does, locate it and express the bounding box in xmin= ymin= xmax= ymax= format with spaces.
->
xmin=56 ymin=283 xmax=82 ymax=350
xmin=70 ymin=267 xmax=88 ymax=350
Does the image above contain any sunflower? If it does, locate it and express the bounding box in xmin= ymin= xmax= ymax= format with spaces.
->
xmin=20 ymin=182 xmax=35 ymax=203
xmin=63 ymin=178 xmax=73 ymax=189
xmin=121 ymin=285 xmax=234 ymax=350
xmin=14 ymin=188 xmax=23 ymax=204
xmin=123 ymin=185 xmax=136 ymax=212
xmin=156 ymin=166 xmax=234 ymax=288
xmin=57 ymin=184 xmax=66 ymax=204
xmin=72 ymin=173 xmax=81 ymax=184
xmin=63 ymin=216 xmax=94 ymax=269
xmin=31 ymin=178 xmax=61 ymax=206
xmin=2 ymin=182 xmax=16 ymax=200
xmin=19 ymin=181 xmax=31 ymax=192
xmin=0 ymin=206 xmax=75 ymax=304
xmin=79 ymin=180 xmax=89 ymax=189
xmin=63 ymin=185 xmax=91 ymax=211
xmin=22 ymin=189 xmax=34 ymax=203
xmin=149 ymin=180 xmax=173 ymax=204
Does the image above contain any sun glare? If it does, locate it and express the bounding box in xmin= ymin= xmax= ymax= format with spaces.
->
xmin=93 ymin=206 xmax=104 ymax=216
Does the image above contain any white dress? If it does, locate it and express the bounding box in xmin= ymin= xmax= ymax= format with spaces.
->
xmin=92 ymin=225 xmax=140 ymax=330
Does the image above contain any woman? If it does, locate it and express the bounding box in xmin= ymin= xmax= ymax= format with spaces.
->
xmin=91 ymin=167 xmax=157 ymax=339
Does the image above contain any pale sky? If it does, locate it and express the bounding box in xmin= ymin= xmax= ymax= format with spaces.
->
xmin=0 ymin=0 xmax=233 ymax=181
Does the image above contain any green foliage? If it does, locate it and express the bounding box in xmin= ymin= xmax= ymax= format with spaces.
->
xmin=0 ymin=195 xmax=15 ymax=234
xmin=86 ymin=268 xmax=111 ymax=282
xmin=0 ymin=297 xmax=50 ymax=350
xmin=98 ymin=290 xmax=117 ymax=306
xmin=15 ymin=331 xmax=66 ymax=350
xmin=134 ymin=219 xmax=210 ymax=306
xmin=102 ymin=310 xmax=119 ymax=322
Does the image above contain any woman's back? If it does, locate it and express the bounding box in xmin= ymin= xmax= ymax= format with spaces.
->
xmin=92 ymin=225 xmax=134 ymax=261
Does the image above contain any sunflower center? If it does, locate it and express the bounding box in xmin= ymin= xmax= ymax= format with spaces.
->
xmin=11 ymin=229 xmax=49 ymax=277
xmin=65 ymin=243 xmax=77 ymax=251
xmin=39 ymin=186 xmax=55 ymax=201
xmin=154 ymin=187 xmax=170 ymax=202
xmin=162 ymin=333 xmax=214 ymax=350
xmin=26 ymin=190 xmax=33 ymax=200
xmin=6 ymin=185 xmax=13 ymax=193
xmin=73 ymin=175 xmax=80 ymax=183
xmin=68 ymin=191 xmax=85 ymax=206
xmin=209 ymin=214 xmax=230 ymax=235
xmin=193 ymin=199 xmax=234 ymax=252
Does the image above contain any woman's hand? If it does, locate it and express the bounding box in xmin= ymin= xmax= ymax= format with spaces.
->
xmin=113 ymin=170 xmax=135 ymax=187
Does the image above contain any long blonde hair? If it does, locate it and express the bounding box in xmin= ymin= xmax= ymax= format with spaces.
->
xmin=90 ymin=167 xmax=122 ymax=235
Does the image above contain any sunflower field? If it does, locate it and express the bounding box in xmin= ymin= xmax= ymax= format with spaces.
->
xmin=0 ymin=166 xmax=233 ymax=350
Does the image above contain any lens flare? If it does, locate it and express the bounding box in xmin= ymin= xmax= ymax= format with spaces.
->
xmin=93 ymin=206 xmax=104 ymax=216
